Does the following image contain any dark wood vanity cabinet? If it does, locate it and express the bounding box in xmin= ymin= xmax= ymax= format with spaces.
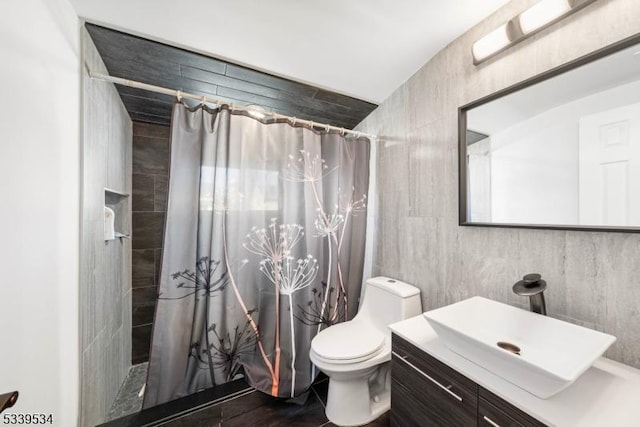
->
xmin=391 ymin=334 xmax=477 ymax=426
xmin=477 ymin=388 xmax=546 ymax=427
xmin=391 ymin=334 xmax=546 ymax=427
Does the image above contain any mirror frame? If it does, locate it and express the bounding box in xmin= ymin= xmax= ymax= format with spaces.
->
xmin=458 ymin=32 xmax=640 ymax=233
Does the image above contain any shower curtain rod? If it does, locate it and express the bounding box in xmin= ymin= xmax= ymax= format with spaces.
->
xmin=88 ymin=70 xmax=377 ymax=140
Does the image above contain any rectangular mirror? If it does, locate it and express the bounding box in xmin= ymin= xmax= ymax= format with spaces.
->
xmin=459 ymin=34 xmax=640 ymax=232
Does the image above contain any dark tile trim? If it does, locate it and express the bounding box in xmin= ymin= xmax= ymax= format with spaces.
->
xmin=85 ymin=23 xmax=377 ymax=130
xmin=98 ymin=379 xmax=252 ymax=427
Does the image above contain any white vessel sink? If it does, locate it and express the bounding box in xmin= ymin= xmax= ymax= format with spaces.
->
xmin=423 ymin=296 xmax=616 ymax=399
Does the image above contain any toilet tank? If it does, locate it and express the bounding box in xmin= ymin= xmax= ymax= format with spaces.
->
xmin=355 ymin=276 xmax=422 ymax=333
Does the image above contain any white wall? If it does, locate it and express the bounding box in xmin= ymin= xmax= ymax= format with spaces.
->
xmin=491 ymin=117 xmax=578 ymax=224
xmin=0 ymin=1 xmax=80 ymax=426
xmin=488 ymin=79 xmax=640 ymax=225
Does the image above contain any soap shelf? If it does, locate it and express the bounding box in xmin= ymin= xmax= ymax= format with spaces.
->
xmin=104 ymin=188 xmax=130 ymax=242
xmin=104 ymin=187 xmax=130 ymax=201
xmin=104 ymin=187 xmax=130 ymax=198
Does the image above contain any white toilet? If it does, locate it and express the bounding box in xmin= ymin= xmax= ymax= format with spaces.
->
xmin=310 ymin=276 xmax=422 ymax=426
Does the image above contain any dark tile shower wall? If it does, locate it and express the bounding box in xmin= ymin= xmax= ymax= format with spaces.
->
xmin=132 ymin=121 xmax=170 ymax=364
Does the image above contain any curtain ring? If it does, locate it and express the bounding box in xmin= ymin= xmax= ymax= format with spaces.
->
xmin=325 ymin=124 xmax=330 ymax=132
xmin=340 ymin=128 xmax=345 ymax=136
xmin=201 ymin=95 xmax=207 ymax=106
xmin=309 ymin=121 xmax=314 ymax=130
xmin=291 ymin=117 xmax=297 ymax=126
xmin=176 ymin=90 xmax=182 ymax=102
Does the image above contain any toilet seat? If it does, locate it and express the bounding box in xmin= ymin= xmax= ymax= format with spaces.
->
xmin=311 ymin=321 xmax=386 ymax=364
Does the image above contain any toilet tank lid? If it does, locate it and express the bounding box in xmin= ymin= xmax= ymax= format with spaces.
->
xmin=366 ymin=276 xmax=420 ymax=298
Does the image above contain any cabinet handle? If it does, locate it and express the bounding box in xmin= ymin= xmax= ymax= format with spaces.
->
xmin=392 ymin=351 xmax=463 ymax=403
xmin=483 ymin=415 xmax=501 ymax=427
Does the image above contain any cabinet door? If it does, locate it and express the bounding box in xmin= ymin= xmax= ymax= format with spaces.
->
xmin=479 ymin=388 xmax=547 ymax=427
xmin=391 ymin=335 xmax=477 ymax=427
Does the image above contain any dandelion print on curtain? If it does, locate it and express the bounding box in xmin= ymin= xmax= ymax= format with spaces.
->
xmin=143 ymin=103 xmax=370 ymax=407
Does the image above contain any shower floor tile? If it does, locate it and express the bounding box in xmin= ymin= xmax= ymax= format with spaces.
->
xmin=106 ymin=362 xmax=148 ymax=421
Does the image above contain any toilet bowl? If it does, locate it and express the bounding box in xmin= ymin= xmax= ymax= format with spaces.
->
xmin=310 ymin=277 xmax=422 ymax=426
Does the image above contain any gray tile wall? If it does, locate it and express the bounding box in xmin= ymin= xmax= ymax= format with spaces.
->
xmin=81 ymin=28 xmax=133 ymax=427
xmin=131 ymin=122 xmax=170 ymax=364
xmin=356 ymin=0 xmax=640 ymax=369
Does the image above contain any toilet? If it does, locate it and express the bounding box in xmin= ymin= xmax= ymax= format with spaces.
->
xmin=310 ymin=276 xmax=422 ymax=426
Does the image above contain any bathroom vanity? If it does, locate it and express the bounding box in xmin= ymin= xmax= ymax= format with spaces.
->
xmin=389 ymin=315 xmax=640 ymax=427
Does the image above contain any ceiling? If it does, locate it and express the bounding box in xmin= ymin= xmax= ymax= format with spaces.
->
xmin=86 ymin=24 xmax=377 ymax=128
xmin=71 ymin=0 xmax=510 ymax=104
xmin=468 ymin=41 xmax=640 ymax=134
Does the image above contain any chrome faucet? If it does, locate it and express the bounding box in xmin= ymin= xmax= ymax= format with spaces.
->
xmin=513 ymin=273 xmax=547 ymax=315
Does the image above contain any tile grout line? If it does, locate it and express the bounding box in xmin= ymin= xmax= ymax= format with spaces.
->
xmin=310 ymin=385 xmax=326 ymax=411
xmin=160 ymin=388 xmax=256 ymax=425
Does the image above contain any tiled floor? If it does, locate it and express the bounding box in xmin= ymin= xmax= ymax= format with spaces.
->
xmin=106 ymin=363 xmax=148 ymax=421
xmin=158 ymin=378 xmax=390 ymax=427
xmin=101 ymin=375 xmax=390 ymax=427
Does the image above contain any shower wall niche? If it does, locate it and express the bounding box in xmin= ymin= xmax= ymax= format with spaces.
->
xmin=104 ymin=188 xmax=130 ymax=240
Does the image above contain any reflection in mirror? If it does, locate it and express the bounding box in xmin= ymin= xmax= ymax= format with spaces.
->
xmin=461 ymin=36 xmax=640 ymax=231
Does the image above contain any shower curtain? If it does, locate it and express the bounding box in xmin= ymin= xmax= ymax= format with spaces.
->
xmin=143 ymin=103 xmax=370 ymax=407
